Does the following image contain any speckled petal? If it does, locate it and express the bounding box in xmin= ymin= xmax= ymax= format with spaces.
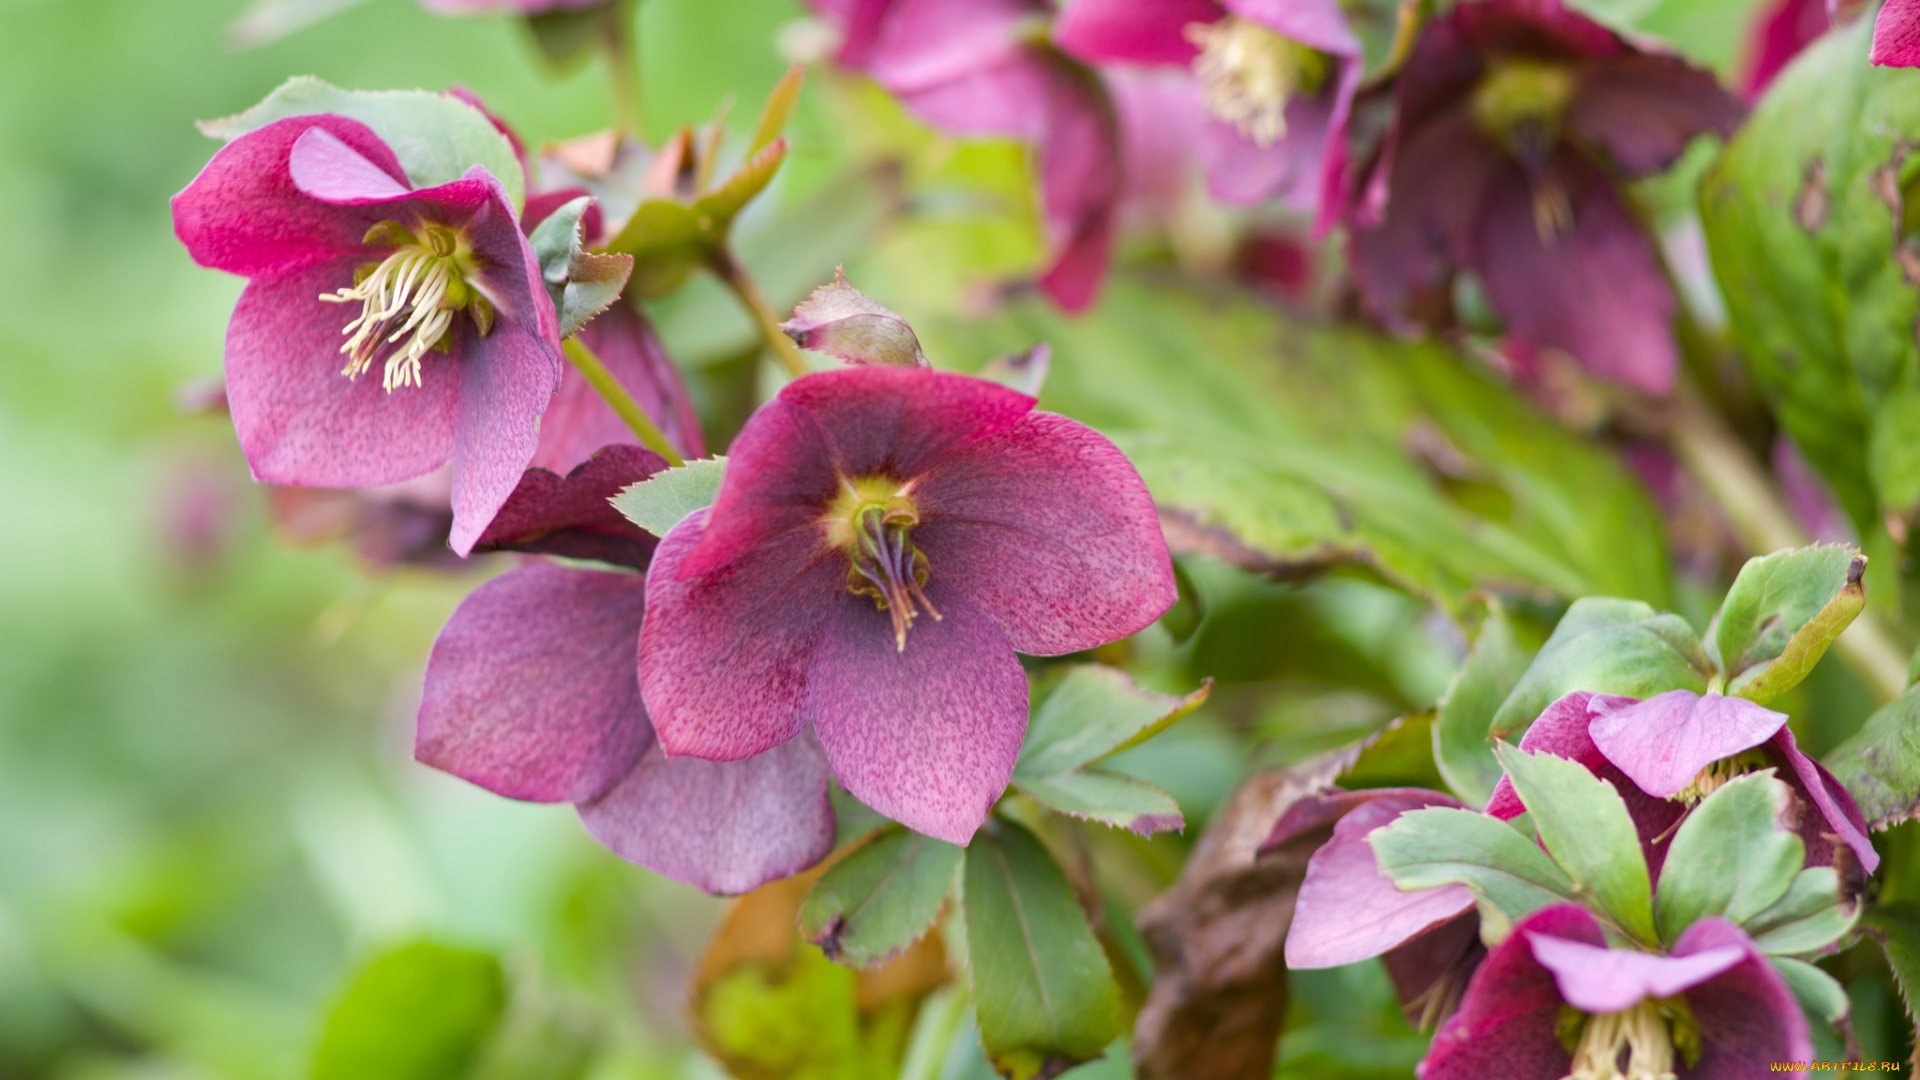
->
xmin=447 ymin=317 xmax=562 ymax=556
xmin=1526 ymin=932 xmax=1743 ymax=1014
xmin=1419 ymin=904 xmax=1593 ymax=1080
xmin=1587 ymin=690 xmax=1789 ymax=800
xmin=1873 ymin=0 xmax=1920 ymax=65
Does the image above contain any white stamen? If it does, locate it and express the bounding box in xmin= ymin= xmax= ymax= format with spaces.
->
xmin=1185 ymin=17 xmax=1321 ymax=147
xmin=320 ymin=247 xmax=459 ymax=392
xmin=1565 ymin=1000 xmax=1680 ymax=1080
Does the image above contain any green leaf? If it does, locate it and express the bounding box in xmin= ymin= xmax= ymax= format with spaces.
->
xmin=529 ymin=196 xmax=592 ymax=284
xmin=1013 ymin=769 xmax=1184 ymax=836
xmin=468 ymin=987 xmax=601 ymax=1080
xmin=925 ymin=283 xmax=1672 ymax=616
xmin=1488 ymin=598 xmax=1710 ymax=744
xmin=1344 ymin=710 xmax=1450 ymax=792
xmin=798 ymin=826 xmax=961 ymax=970
xmin=696 ymin=140 xmax=789 ymax=227
xmin=750 ymin=65 xmax=805 ymax=155
xmin=1710 ymin=545 xmax=1867 ymax=703
xmin=1770 ymin=957 xmax=1852 ymax=1027
xmin=1824 ymin=682 xmax=1920 ymax=829
xmin=1434 ymin=600 xmax=1534 ymax=806
xmin=1699 ymin=16 xmax=1920 ymax=533
xmin=312 ymin=941 xmax=506 ymax=1080
xmin=558 ymin=251 xmax=633 ymax=340
xmin=1494 ymin=743 xmax=1658 ymax=946
xmin=697 ymin=945 xmax=894 ymax=1080
xmin=611 ymin=456 xmax=727 ymax=537
xmin=963 ymin=819 xmax=1120 ymax=1079
xmin=1653 ymin=773 xmax=1804 ymax=945
xmin=1862 ymin=903 xmax=1920 ymax=1048
xmin=1014 ymin=666 xmax=1211 ymax=780
xmin=606 ymin=200 xmax=708 ymax=298
xmin=1368 ymin=806 xmax=1582 ymax=942
xmin=1747 ymin=868 xmax=1859 ymax=955
xmin=199 ymin=77 xmax=526 ymax=211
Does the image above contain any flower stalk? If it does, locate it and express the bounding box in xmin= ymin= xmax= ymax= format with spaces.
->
xmin=603 ymin=0 xmax=646 ymax=137
xmin=562 ymin=336 xmax=684 ymax=467
xmin=710 ymin=249 xmax=811 ymax=378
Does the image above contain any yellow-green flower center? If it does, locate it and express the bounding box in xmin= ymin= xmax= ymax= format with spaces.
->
xmin=319 ymin=221 xmax=494 ymax=393
xmin=1557 ymin=997 xmax=1699 ymax=1080
xmin=1674 ymin=748 xmax=1770 ymax=805
xmin=1471 ymin=58 xmax=1576 ymax=155
xmin=1185 ymin=17 xmax=1330 ymax=147
xmin=824 ymin=477 xmax=941 ymax=651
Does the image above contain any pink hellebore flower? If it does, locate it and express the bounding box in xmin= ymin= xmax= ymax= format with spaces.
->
xmin=1054 ymin=0 xmax=1363 ymax=216
xmin=813 ymin=0 xmax=1122 ymax=311
xmin=1420 ymin=903 xmax=1810 ymax=1079
xmin=1873 ymin=0 xmax=1920 ymax=65
xmin=172 ymin=114 xmax=563 ymax=555
xmin=418 ymin=446 xmax=837 ymax=894
xmin=1339 ymin=0 xmax=1744 ymax=394
xmin=639 ymin=365 xmax=1175 ymax=844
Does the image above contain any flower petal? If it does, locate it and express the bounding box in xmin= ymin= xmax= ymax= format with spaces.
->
xmin=448 ymin=318 xmax=563 ymax=556
xmin=173 ymin=114 xmax=408 ymax=279
xmin=916 ymin=410 xmax=1175 ymax=656
xmin=1053 ymin=0 xmax=1220 ymax=65
xmin=1227 ymin=0 xmax=1362 ymax=57
xmin=1420 ymin=904 xmax=1595 ymax=1080
xmin=417 ymin=563 xmax=652 ymax=804
xmin=1672 ymin=917 xmax=1814 ymax=1069
xmin=475 ymin=445 xmax=665 ymax=570
xmin=1766 ymin=726 xmax=1880 ymax=875
xmin=289 ymin=126 xmax=413 ymax=202
xmin=577 ymin=732 xmax=837 ymax=895
xmin=808 ymin=580 xmax=1028 ymax=845
xmin=640 ymin=511 xmax=841 ymax=760
xmin=225 ymin=262 xmax=458 ymax=489
xmin=682 ymin=367 xmax=1034 ymax=581
xmin=1526 ymin=933 xmax=1744 ymax=1014
xmin=530 ymin=306 xmax=702 ymax=473
xmin=1285 ymin=789 xmax=1476 ymax=968
xmin=1469 ymin=152 xmax=1679 ymax=394
xmin=1588 ymin=690 xmax=1789 ymax=800
xmin=1873 ymin=0 xmax=1920 ymax=66
xmin=1566 ymin=54 xmax=1746 ymax=177
xmin=1033 ymin=60 xmax=1121 ymax=312
xmin=867 ymin=0 xmax=1043 ymax=94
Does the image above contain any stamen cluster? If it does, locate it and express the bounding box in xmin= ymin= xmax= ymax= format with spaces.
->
xmin=1185 ymin=17 xmax=1327 ymax=146
xmin=321 ymin=221 xmax=493 ymax=392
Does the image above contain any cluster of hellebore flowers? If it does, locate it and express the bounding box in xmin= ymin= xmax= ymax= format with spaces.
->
xmin=172 ymin=84 xmax=1176 ymax=892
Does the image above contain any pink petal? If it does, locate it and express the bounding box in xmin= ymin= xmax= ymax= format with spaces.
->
xmin=1109 ymin=71 xmax=1205 ymax=229
xmin=417 ymin=563 xmax=652 ymax=804
xmin=680 ymin=367 xmax=1032 ymax=582
xmin=1053 ymin=0 xmax=1220 ymax=65
xmin=808 ymin=581 xmax=1028 ymax=845
xmin=1454 ymin=0 xmax=1624 ymax=61
xmin=578 ymin=733 xmax=836 ymax=895
xmin=1469 ymin=153 xmax=1679 ymax=395
xmin=812 ymin=0 xmax=895 ymax=67
xmin=639 ymin=511 xmax=841 ymax=761
xmin=1671 ymin=918 xmax=1814 ymax=1069
xmin=1588 ymin=690 xmax=1789 ymax=800
xmin=1198 ymin=95 xmax=1330 ymax=208
xmin=1526 ymin=933 xmax=1744 ymax=1014
xmin=1033 ymin=61 xmax=1121 ymax=312
xmin=530 ymin=303 xmax=704 ymax=473
xmin=475 ymin=445 xmax=665 ymax=569
xmin=1227 ymin=0 xmax=1361 ymax=57
xmin=1286 ymin=790 xmax=1476 ymax=968
xmin=1741 ymin=0 xmax=1830 ymax=97
xmin=866 ymin=0 xmax=1042 ymax=93
xmin=1420 ymin=904 xmax=1596 ymax=1080
xmin=225 ymin=262 xmax=458 ymax=489
xmin=916 ymin=410 xmax=1175 ymax=656
xmin=1484 ymin=691 xmax=1623 ymax=818
xmin=1767 ymin=727 xmax=1880 ymax=875
xmin=448 ymin=319 xmax=563 ymax=556
xmin=437 ymin=165 xmax=561 ymax=358
xmin=1566 ymin=55 xmax=1746 ymax=178
xmin=1873 ymin=0 xmax=1920 ymax=65
xmin=173 ymin=114 xmax=409 ymax=279
xmin=289 ymin=126 xmax=413 ymax=202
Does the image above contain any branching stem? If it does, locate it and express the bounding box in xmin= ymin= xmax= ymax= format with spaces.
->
xmin=710 ymin=250 xmax=811 ymax=378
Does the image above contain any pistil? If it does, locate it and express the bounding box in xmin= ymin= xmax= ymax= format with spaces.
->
xmin=825 ymin=478 xmax=942 ymax=651
xmin=320 ymin=221 xmax=491 ymax=392
xmin=1185 ymin=17 xmax=1329 ymax=146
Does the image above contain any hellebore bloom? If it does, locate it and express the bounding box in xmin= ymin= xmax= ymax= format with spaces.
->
xmin=1272 ymin=788 xmax=1484 ymax=1025
xmin=418 ymin=446 xmax=837 ymax=893
xmin=1420 ymin=903 xmax=1809 ymax=1079
xmin=1339 ymin=0 xmax=1744 ymax=394
xmin=813 ymin=0 xmax=1123 ymax=311
xmin=1053 ymin=0 xmax=1363 ymax=214
xmin=1873 ymin=0 xmax=1920 ymax=65
xmin=638 ymin=365 xmax=1175 ymax=844
xmin=173 ymin=114 xmax=563 ymax=555
xmin=1587 ymin=689 xmax=1879 ymax=875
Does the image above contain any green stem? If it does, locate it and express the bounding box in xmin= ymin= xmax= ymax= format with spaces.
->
xmin=562 ymin=337 xmax=684 ymax=467
xmin=603 ymin=0 xmax=644 ymax=138
xmin=1667 ymin=385 xmax=1909 ymax=702
xmin=710 ymin=250 xmax=811 ymax=379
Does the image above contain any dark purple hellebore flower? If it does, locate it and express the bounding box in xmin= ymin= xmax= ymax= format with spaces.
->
xmin=1053 ymin=0 xmax=1363 ymax=216
xmin=1588 ymin=689 xmax=1879 ymax=876
xmin=417 ymin=446 xmax=837 ymax=894
xmin=173 ymin=114 xmax=563 ymax=556
xmin=813 ymin=0 xmax=1122 ymax=311
xmin=1270 ymin=788 xmax=1484 ymax=1025
xmin=1339 ymin=0 xmax=1744 ymax=394
xmin=638 ymin=365 xmax=1175 ymax=844
xmin=1873 ymin=0 xmax=1920 ymax=65
xmin=1421 ymin=903 xmax=1809 ymax=1078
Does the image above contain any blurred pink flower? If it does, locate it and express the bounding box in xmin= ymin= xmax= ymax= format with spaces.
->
xmin=638 ymin=365 xmax=1175 ymax=843
xmin=1874 ymin=0 xmax=1920 ymax=65
xmin=1740 ymin=0 xmax=1829 ymax=97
